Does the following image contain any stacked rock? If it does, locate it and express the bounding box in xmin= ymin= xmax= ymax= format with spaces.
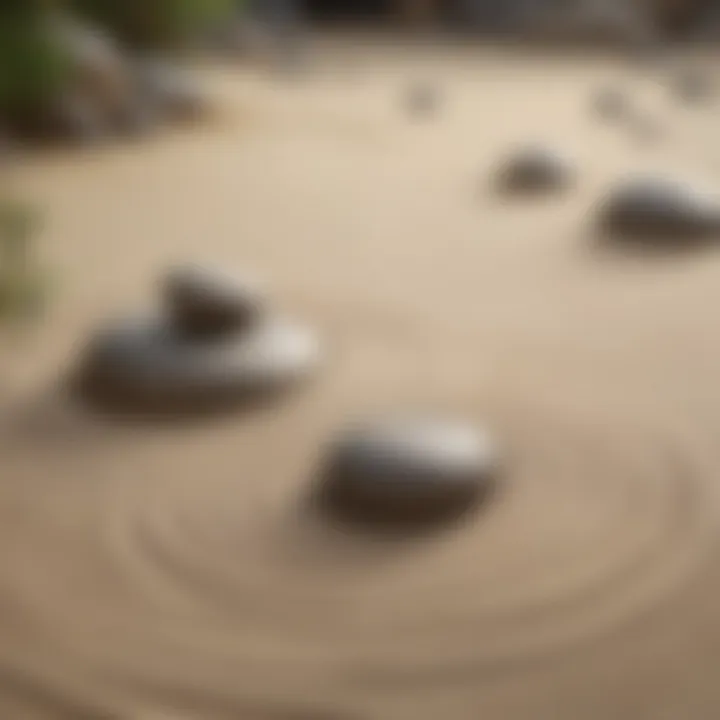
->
xmin=164 ymin=266 xmax=265 ymax=338
xmin=75 ymin=265 xmax=319 ymax=413
xmin=316 ymin=416 xmax=498 ymax=530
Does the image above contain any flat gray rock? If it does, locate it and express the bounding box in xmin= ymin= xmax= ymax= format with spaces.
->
xmin=75 ymin=313 xmax=319 ymax=413
xmin=494 ymin=145 xmax=576 ymax=195
xmin=318 ymin=417 xmax=498 ymax=528
xmin=164 ymin=266 xmax=266 ymax=337
xmin=596 ymin=175 xmax=720 ymax=242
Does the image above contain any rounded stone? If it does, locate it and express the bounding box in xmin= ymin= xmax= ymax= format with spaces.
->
xmin=591 ymin=86 xmax=628 ymax=120
xmin=317 ymin=417 xmax=498 ymax=529
xmin=494 ymin=145 xmax=576 ymax=195
xmin=74 ymin=313 xmax=319 ymax=413
xmin=672 ymin=69 xmax=715 ymax=103
xmin=404 ymin=82 xmax=440 ymax=117
xmin=596 ymin=175 xmax=720 ymax=242
xmin=163 ymin=266 xmax=266 ymax=338
xmin=134 ymin=59 xmax=208 ymax=122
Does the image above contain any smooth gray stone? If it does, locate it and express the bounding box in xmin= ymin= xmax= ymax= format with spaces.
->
xmin=318 ymin=417 xmax=498 ymax=528
xmin=596 ymin=175 xmax=720 ymax=242
xmin=672 ymin=69 xmax=715 ymax=103
xmin=134 ymin=59 xmax=208 ymax=122
xmin=75 ymin=313 xmax=319 ymax=413
xmin=405 ymin=82 xmax=440 ymax=117
xmin=164 ymin=266 xmax=266 ymax=337
xmin=592 ymin=86 xmax=628 ymax=120
xmin=494 ymin=145 xmax=575 ymax=194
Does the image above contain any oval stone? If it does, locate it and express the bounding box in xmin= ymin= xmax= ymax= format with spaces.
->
xmin=404 ymin=82 xmax=440 ymax=117
xmin=672 ymin=69 xmax=715 ymax=103
xmin=317 ymin=417 xmax=498 ymax=529
xmin=494 ymin=145 xmax=576 ymax=195
xmin=591 ymin=86 xmax=628 ymax=120
xmin=596 ymin=175 xmax=720 ymax=242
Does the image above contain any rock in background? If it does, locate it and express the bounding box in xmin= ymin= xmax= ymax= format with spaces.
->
xmin=516 ymin=0 xmax=656 ymax=46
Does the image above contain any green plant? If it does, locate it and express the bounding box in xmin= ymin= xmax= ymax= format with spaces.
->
xmin=0 ymin=200 xmax=50 ymax=325
xmin=73 ymin=0 xmax=237 ymax=49
xmin=0 ymin=8 xmax=72 ymax=130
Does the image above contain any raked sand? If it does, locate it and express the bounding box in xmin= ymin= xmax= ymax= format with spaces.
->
xmin=2 ymin=35 xmax=720 ymax=720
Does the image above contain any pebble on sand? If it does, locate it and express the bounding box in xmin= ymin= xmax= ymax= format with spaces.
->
xmin=404 ymin=81 xmax=441 ymax=117
xmin=591 ymin=86 xmax=628 ymax=120
xmin=595 ymin=175 xmax=720 ymax=243
xmin=316 ymin=417 xmax=498 ymax=529
xmin=671 ymin=68 xmax=715 ymax=103
xmin=493 ymin=144 xmax=576 ymax=195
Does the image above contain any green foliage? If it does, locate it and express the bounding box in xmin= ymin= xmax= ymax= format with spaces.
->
xmin=0 ymin=200 xmax=50 ymax=325
xmin=0 ymin=9 xmax=72 ymax=126
xmin=73 ymin=0 xmax=237 ymax=49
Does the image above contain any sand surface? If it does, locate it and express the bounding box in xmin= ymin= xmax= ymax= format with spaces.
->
xmin=2 ymin=35 xmax=720 ymax=719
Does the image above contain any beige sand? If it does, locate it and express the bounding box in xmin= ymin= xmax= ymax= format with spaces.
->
xmin=2 ymin=35 xmax=720 ymax=720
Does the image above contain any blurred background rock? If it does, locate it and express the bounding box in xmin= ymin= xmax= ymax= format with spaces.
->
xmin=0 ymin=0 xmax=718 ymax=146
xmin=0 ymin=0 xmax=243 ymax=144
